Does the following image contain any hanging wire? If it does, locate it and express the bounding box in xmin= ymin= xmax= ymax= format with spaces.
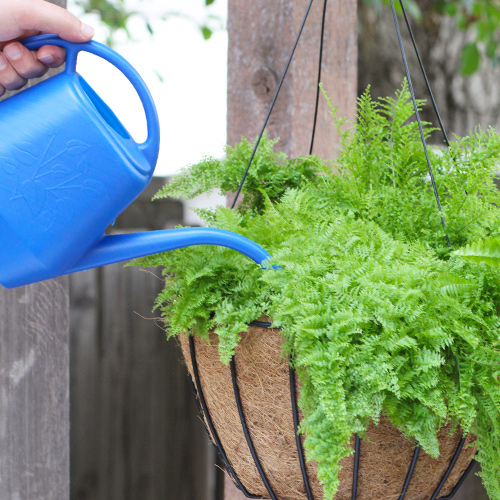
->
xmin=398 ymin=0 xmax=469 ymax=197
xmin=397 ymin=0 xmax=450 ymax=147
xmin=309 ymin=0 xmax=329 ymax=155
xmin=231 ymin=0 xmax=316 ymax=209
xmin=389 ymin=0 xmax=451 ymax=251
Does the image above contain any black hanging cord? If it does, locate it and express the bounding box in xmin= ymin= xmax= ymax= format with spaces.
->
xmin=397 ymin=0 xmax=450 ymax=147
xmin=231 ymin=0 xmax=315 ymax=209
xmin=309 ymin=0 xmax=329 ymax=155
xmin=389 ymin=0 xmax=451 ymax=251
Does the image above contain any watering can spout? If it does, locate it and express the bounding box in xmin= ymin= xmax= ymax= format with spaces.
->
xmin=67 ymin=228 xmax=273 ymax=275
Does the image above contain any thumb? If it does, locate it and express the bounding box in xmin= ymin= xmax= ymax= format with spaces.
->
xmin=18 ymin=0 xmax=94 ymax=42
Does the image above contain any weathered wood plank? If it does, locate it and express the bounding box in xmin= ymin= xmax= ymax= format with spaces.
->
xmin=0 ymin=2 xmax=70 ymax=499
xmin=227 ymin=0 xmax=358 ymax=159
xmin=0 ymin=278 xmax=69 ymax=500
xmin=70 ymin=222 xmax=219 ymax=499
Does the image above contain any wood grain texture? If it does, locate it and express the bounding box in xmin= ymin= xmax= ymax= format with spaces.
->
xmin=0 ymin=2 xmax=69 ymax=500
xmin=70 ymin=178 xmax=220 ymax=500
xmin=70 ymin=263 xmax=219 ymax=500
xmin=0 ymin=278 xmax=70 ymax=500
xmin=227 ymin=0 xmax=358 ymax=159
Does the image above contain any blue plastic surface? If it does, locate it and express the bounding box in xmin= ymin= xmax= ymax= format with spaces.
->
xmin=67 ymin=228 xmax=273 ymax=274
xmin=0 ymin=36 xmax=272 ymax=288
xmin=22 ymin=34 xmax=160 ymax=168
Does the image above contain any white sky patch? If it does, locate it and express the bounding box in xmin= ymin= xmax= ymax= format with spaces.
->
xmin=67 ymin=0 xmax=229 ymax=177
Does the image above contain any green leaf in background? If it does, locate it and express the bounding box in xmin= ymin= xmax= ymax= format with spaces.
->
xmin=78 ymin=0 xmax=222 ymax=45
xmin=363 ymin=0 xmax=422 ymax=21
xmin=455 ymin=238 xmax=500 ymax=266
xmin=443 ymin=2 xmax=458 ymax=16
xmin=397 ymin=0 xmax=422 ymax=22
xmin=461 ymin=42 xmax=481 ymax=75
xmin=201 ymin=26 xmax=213 ymax=40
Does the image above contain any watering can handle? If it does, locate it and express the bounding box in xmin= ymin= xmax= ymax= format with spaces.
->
xmin=22 ymin=34 xmax=160 ymax=169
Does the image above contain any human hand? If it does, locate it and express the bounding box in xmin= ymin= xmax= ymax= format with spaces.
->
xmin=0 ymin=0 xmax=94 ymax=97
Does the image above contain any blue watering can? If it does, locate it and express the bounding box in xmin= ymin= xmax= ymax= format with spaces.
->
xmin=0 ymin=35 xmax=271 ymax=289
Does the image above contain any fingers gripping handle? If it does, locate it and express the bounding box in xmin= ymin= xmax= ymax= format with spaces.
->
xmin=22 ymin=34 xmax=160 ymax=168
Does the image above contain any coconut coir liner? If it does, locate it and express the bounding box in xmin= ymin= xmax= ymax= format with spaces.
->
xmin=180 ymin=325 xmax=476 ymax=500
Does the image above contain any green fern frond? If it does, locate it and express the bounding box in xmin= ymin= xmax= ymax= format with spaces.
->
xmin=455 ymin=238 xmax=500 ymax=266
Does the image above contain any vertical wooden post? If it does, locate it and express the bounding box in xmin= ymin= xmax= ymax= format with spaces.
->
xmin=225 ymin=0 xmax=358 ymax=498
xmin=0 ymin=2 xmax=70 ymax=499
xmin=227 ymin=0 xmax=358 ymax=159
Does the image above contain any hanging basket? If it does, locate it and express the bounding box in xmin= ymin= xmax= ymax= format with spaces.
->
xmin=180 ymin=323 xmax=477 ymax=500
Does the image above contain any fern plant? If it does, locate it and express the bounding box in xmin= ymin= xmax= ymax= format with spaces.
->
xmin=456 ymin=238 xmax=500 ymax=266
xmin=132 ymin=82 xmax=500 ymax=500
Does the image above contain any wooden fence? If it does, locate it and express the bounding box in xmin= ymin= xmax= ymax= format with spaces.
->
xmin=69 ymin=178 xmax=223 ymax=500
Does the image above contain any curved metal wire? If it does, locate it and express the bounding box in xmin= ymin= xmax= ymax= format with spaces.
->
xmin=399 ymin=447 xmax=420 ymax=500
xmin=290 ymin=363 xmax=315 ymax=500
xmin=230 ymin=355 xmax=279 ymax=500
xmin=352 ymin=435 xmax=361 ymax=499
xmin=188 ymin=335 xmax=264 ymax=499
xmin=429 ymin=437 xmax=467 ymax=500
xmin=436 ymin=459 xmax=477 ymax=500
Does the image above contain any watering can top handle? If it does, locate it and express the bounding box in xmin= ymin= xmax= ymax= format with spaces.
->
xmin=21 ymin=34 xmax=160 ymax=169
